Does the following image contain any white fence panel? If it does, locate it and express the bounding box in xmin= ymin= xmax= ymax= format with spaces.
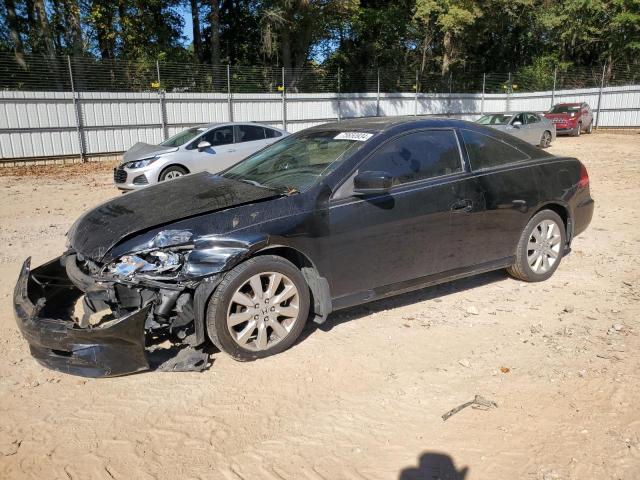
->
xmin=1 ymin=84 xmax=639 ymax=161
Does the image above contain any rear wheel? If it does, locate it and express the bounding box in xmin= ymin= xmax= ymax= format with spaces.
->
xmin=539 ymin=130 xmax=552 ymax=148
xmin=159 ymin=165 xmax=188 ymax=182
xmin=507 ymin=210 xmax=566 ymax=282
xmin=206 ymin=255 xmax=310 ymax=361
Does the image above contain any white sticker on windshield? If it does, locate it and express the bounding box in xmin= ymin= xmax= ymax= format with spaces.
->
xmin=334 ymin=132 xmax=373 ymax=141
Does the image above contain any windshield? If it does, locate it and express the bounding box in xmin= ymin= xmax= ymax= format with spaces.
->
xmin=549 ymin=105 xmax=580 ymax=114
xmin=160 ymin=127 xmax=208 ymax=147
xmin=476 ymin=114 xmax=512 ymax=125
xmin=221 ymin=130 xmax=368 ymax=192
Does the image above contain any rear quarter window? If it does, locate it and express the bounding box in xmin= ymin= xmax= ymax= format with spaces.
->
xmin=461 ymin=129 xmax=531 ymax=171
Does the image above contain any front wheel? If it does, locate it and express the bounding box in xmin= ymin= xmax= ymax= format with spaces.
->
xmin=206 ymin=255 xmax=310 ymax=361
xmin=159 ymin=165 xmax=188 ymax=182
xmin=586 ymin=121 xmax=593 ymax=134
xmin=507 ymin=210 xmax=566 ymax=282
xmin=573 ymin=123 xmax=582 ymax=137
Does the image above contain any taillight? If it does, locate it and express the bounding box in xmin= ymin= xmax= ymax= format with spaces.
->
xmin=578 ymin=163 xmax=589 ymax=189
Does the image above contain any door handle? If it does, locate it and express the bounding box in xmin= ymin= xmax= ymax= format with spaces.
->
xmin=451 ymin=199 xmax=472 ymax=213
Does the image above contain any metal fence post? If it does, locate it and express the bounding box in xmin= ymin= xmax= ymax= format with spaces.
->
xmin=595 ymin=62 xmax=606 ymax=129
xmin=227 ymin=64 xmax=233 ymax=122
xmin=376 ymin=68 xmax=380 ymax=117
xmin=414 ymin=69 xmax=419 ymax=116
xmin=281 ymin=67 xmax=287 ymax=130
xmin=551 ymin=66 xmax=557 ymax=109
xmin=448 ymin=72 xmax=453 ymax=115
xmin=506 ymin=72 xmax=512 ymax=112
xmin=156 ymin=60 xmax=167 ymax=141
xmin=480 ymin=73 xmax=486 ymax=115
xmin=337 ymin=67 xmax=342 ymax=122
xmin=67 ymin=55 xmax=86 ymax=162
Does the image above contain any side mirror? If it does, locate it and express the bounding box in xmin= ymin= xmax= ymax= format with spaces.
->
xmin=511 ymin=121 xmax=522 ymax=128
xmin=353 ymin=171 xmax=393 ymax=196
xmin=197 ymin=140 xmax=212 ymax=151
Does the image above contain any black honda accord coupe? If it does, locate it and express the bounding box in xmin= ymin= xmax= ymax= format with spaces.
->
xmin=14 ymin=117 xmax=594 ymax=376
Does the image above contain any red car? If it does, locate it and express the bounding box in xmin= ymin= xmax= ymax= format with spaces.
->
xmin=544 ymin=102 xmax=594 ymax=136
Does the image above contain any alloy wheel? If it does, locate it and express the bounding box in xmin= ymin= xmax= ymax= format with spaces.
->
xmin=164 ymin=170 xmax=183 ymax=180
xmin=226 ymin=272 xmax=300 ymax=351
xmin=527 ymin=219 xmax=562 ymax=274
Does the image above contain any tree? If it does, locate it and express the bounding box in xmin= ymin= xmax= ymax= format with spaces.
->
xmin=209 ymin=0 xmax=220 ymax=65
xmin=190 ymin=0 xmax=202 ymax=62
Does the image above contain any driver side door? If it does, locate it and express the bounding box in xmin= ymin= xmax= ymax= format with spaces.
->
xmin=505 ymin=112 xmax=528 ymax=142
xmin=327 ymin=129 xmax=476 ymax=305
xmin=187 ymin=126 xmax=237 ymax=174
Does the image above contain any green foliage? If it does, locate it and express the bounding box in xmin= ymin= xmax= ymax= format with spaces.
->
xmin=0 ymin=0 xmax=638 ymax=92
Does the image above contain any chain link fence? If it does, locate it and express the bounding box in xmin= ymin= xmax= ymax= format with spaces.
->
xmin=3 ymin=52 xmax=639 ymax=94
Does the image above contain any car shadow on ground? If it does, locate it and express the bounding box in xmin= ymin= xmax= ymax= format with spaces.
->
xmin=399 ymin=451 xmax=469 ymax=480
xmin=301 ymin=269 xmax=509 ymax=342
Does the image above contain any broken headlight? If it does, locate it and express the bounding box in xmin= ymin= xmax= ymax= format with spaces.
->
xmin=107 ymin=250 xmax=183 ymax=278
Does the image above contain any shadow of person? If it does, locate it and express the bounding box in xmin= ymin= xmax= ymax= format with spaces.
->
xmin=399 ymin=452 xmax=469 ymax=480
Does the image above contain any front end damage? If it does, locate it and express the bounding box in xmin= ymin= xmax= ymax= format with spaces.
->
xmin=12 ymin=230 xmax=248 ymax=377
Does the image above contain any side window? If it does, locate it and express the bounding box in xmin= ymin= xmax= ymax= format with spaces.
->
xmin=199 ymin=126 xmax=234 ymax=147
xmin=360 ymin=130 xmax=462 ymax=186
xmin=265 ymin=128 xmax=283 ymax=139
xmin=236 ymin=125 xmax=266 ymax=143
xmin=526 ymin=113 xmax=540 ymax=124
xmin=511 ymin=113 xmax=526 ymax=125
xmin=461 ymin=129 xmax=530 ymax=170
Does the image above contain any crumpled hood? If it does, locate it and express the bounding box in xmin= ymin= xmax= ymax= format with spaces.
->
xmin=122 ymin=142 xmax=178 ymax=163
xmin=68 ymin=173 xmax=279 ymax=261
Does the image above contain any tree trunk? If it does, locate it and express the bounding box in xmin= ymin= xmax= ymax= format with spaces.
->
xmin=210 ymin=0 xmax=220 ymax=65
xmin=34 ymin=0 xmax=56 ymax=58
xmin=92 ymin=0 xmax=115 ymax=59
xmin=190 ymin=0 xmax=202 ymax=61
xmin=4 ymin=0 xmax=26 ymax=67
xmin=280 ymin=28 xmax=291 ymax=69
xmin=66 ymin=0 xmax=84 ymax=56
xmin=441 ymin=30 xmax=452 ymax=76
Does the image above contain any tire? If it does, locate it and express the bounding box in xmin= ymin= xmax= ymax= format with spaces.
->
xmin=586 ymin=121 xmax=593 ymax=134
xmin=573 ymin=123 xmax=582 ymax=137
xmin=159 ymin=165 xmax=188 ymax=182
xmin=539 ymin=130 xmax=552 ymax=148
xmin=507 ymin=209 xmax=566 ymax=282
xmin=206 ymin=255 xmax=310 ymax=361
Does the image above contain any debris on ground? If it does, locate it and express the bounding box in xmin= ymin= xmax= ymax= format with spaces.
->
xmin=442 ymin=395 xmax=498 ymax=421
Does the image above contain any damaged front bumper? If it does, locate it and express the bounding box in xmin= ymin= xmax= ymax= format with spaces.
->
xmin=13 ymin=257 xmax=209 ymax=377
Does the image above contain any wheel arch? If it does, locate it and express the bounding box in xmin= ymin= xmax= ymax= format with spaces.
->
xmin=255 ymin=245 xmax=333 ymax=323
xmin=533 ymin=202 xmax=572 ymax=244
xmin=158 ymin=163 xmax=190 ymax=181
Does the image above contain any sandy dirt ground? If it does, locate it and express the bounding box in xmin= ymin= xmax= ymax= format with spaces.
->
xmin=0 ymin=133 xmax=639 ymax=480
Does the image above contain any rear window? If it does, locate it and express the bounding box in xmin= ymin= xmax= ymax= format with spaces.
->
xmin=461 ymin=129 xmax=530 ymax=170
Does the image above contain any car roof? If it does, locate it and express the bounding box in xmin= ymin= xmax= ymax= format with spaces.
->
xmin=198 ymin=122 xmax=286 ymax=131
xmin=556 ymin=102 xmax=582 ymax=106
xmin=307 ymin=116 xmax=481 ymax=133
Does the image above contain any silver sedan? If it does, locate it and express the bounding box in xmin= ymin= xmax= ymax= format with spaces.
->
xmin=114 ymin=122 xmax=289 ymax=191
xmin=475 ymin=112 xmax=556 ymax=148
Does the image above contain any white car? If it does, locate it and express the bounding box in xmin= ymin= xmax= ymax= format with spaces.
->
xmin=114 ymin=123 xmax=289 ymax=190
